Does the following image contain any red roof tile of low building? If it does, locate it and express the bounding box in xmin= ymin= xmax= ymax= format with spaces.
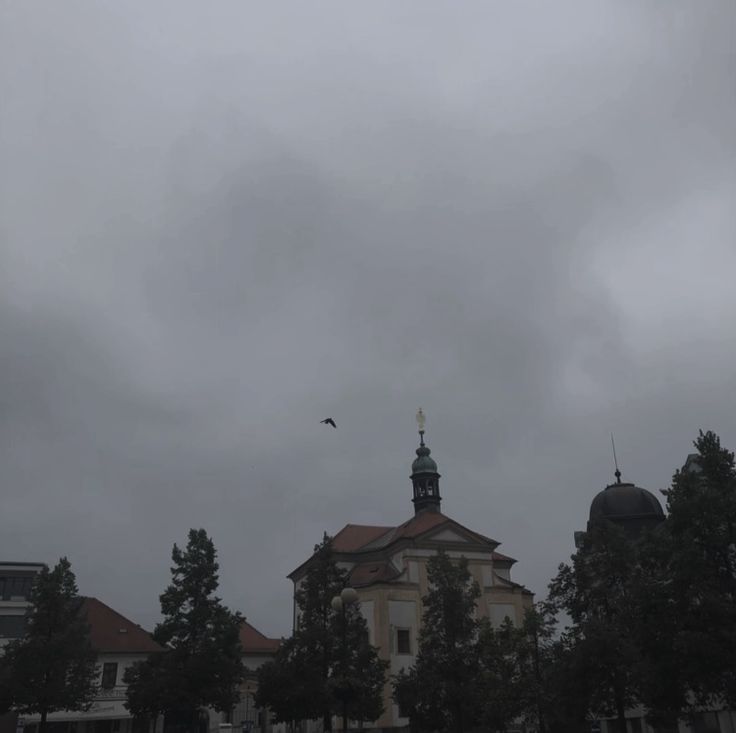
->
xmin=349 ymin=561 xmax=402 ymax=588
xmin=492 ymin=550 xmax=517 ymax=564
xmin=82 ymin=598 xmax=162 ymax=654
xmin=332 ymin=524 xmax=393 ymax=552
xmin=239 ymin=621 xmax=280 ymax=654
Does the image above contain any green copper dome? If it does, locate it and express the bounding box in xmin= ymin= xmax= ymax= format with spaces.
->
xmin=412 ymin=445 xmax=438 ymax=475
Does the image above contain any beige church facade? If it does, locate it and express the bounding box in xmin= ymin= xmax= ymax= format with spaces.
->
xmin=289 ymin=414 xmax=533 ymax=730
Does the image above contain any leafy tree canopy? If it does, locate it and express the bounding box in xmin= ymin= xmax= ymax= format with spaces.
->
xmin=548 ymin=431 xmax=736 ymax=729
xmin=549 ymin=518 xmax=649 ymax=732
xmin=124 ymin=529 xmax=244 ymax=729
xmin=660 ymin=430 xmax=736 ymax=710
xmin=392 ymin=550 xmax=481 ymax=733
xmin=256 ymin=534 xmax=387 ymax=730
xmin=0 ymin=558 xmax=98 ymax=733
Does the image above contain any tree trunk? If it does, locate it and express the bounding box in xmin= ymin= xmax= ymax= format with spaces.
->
xmin=615 ymin=694 xmax=627 ymax=733
xmin=453 ymin=702 xmax=463 ymax=733
xmin=323 ymin=709 xmax=332 ymax=733
xmin=39 ymin=709 xmax=48 ymax=733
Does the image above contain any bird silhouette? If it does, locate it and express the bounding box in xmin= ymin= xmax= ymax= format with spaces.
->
xmin=320 ymin=418 xmax=337 ymax=428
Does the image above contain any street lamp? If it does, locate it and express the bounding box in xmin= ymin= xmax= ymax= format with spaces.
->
xmin=331 ymin=587 xmax=359 ymax=733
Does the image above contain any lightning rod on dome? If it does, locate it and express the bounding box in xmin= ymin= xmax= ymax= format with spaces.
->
xmin=611 ymin=433 xmax=622 ymax=484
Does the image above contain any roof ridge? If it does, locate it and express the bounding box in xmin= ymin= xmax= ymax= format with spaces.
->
xmin=433 ymin=516 xmax=499 ymax=546
xmin=83 ymin=596 xmax=142 ymax=628
xmin=241 ymin=619 xmax=276 ymax=642
xmin=81 ymin=597 xmax=162 ymax=653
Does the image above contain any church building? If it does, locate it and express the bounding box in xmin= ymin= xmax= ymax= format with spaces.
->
xmin=573 ymin=463 xmax=736 ymax=733
xmin=288 ymin=411 xmax=534 ymax=730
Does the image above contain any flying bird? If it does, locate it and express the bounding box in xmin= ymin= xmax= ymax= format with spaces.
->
xmin=320 ymin=418 xmax=337 ymax=428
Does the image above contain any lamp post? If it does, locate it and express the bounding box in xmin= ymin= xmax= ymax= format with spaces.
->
xmin=331 ymin=587 xmax=359 ymax=733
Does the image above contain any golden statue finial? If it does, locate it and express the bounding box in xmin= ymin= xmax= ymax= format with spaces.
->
xmin=416 ymin=408 xmax=426 ymax=433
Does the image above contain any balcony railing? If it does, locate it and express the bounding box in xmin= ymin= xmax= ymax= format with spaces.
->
xmin=97 ymin=685 xmax=127 ymax=701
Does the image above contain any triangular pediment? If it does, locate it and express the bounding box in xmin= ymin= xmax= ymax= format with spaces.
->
xmin=430 ymin=528 xmax=472 ymax=543
xmin=405 ymin=514 xmax=499 ymax=549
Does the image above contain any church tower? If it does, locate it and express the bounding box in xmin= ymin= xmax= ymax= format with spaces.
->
xmin=411 ymin=408 xmax=442 ymax=514
xmin=288 ymin=408 xmax=533 ymax=731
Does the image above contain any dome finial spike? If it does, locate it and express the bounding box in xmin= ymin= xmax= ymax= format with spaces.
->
xmin=611 ymin=433 xmax=622 ymax=484
xmin=416 ymin=408 xmax=426 ymax=446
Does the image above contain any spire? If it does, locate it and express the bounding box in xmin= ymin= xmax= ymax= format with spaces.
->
xmin=411 ymin=408 xmax=441 ymax=514
xmin=611 ymin=433 xmax=622 ymax=485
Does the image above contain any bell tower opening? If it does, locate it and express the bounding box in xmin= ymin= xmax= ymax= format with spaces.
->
xmin=411 ymin=409 xmax=442 ymax=514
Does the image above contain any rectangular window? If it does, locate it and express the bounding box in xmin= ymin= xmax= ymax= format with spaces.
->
xmin=9 ymin=576 xmax=31 ymax=600
xmin=481 ymin=566 xmax=494 ymax=588
xmin=101 ymin=662 xmax=118 ymax=689
xmin=396 ymin=628 xmax=411 ymax=655
xmin=692 ymin=713 xmax=720 ymax=733
xmin=489 ymin=603 xmax=516 ymax=628
xmin=94 ymin=721 xmax=113 ymax=733
xmin=0 ymin=575 xmax=34 ymax=601
xmin=132 ymin=718 xmax=150 ymax=733
xmin=47 ymin=724 xmax=71 ymax=733
xmin=0 ymin=615 xmax=27 ymax=638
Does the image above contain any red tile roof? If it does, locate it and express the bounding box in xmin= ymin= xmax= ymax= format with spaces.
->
xmin=354 ymin=512 xmax=499 ymax=551
xmin=332 ymin=524 xmax=393 ymax=552
xmin=81 ymin=598 xmax=162 ymax=654
xmin=349 ymin=561 xmax=401 ymax=588
xmin=290 ymin=512 xmax=506 ymax=580
xmin=83 ymin=599 xmax=279 ymax=656
xmin=396 ymin=512 xmax=458 ymax=541
xmin=239 ymin=621 xmax=280 ymax=654
xmin=491 ymin=550 xmax=517 ymax=564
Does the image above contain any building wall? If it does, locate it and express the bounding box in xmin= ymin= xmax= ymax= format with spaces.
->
xmin=353 ymin=545 xmax=533 ymax=729
xmin=599 ymin=708 xmax=736 ymax=733
xmin=0 ymin=563 xmax=44 ymax=650
xmin=210 ymin=653 xmax=285 ymax=733
xmin=24 ymin=652 xmax=153 ymax=731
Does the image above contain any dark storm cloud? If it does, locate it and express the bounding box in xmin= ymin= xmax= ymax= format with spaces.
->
xmin=1 ymin=1 xmax=734 ymax=633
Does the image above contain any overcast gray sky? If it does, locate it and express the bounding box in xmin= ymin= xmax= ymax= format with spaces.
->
xmin=1 ymin=1 xmax=735 ymax=636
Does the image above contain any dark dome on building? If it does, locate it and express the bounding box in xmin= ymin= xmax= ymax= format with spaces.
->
xmin=587 ymin=480 xmax=665 ymax=538
xmin=412 ymin=445 xmax=438 ymax=475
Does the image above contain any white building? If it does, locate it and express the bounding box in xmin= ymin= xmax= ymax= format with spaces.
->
xmin=211 ymin=621 xmax=283 ymax=733
xmin=0 ymin=562 xmax=45 ymax=648
xmin=23 ymin=597 xmax=163 ymax=733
